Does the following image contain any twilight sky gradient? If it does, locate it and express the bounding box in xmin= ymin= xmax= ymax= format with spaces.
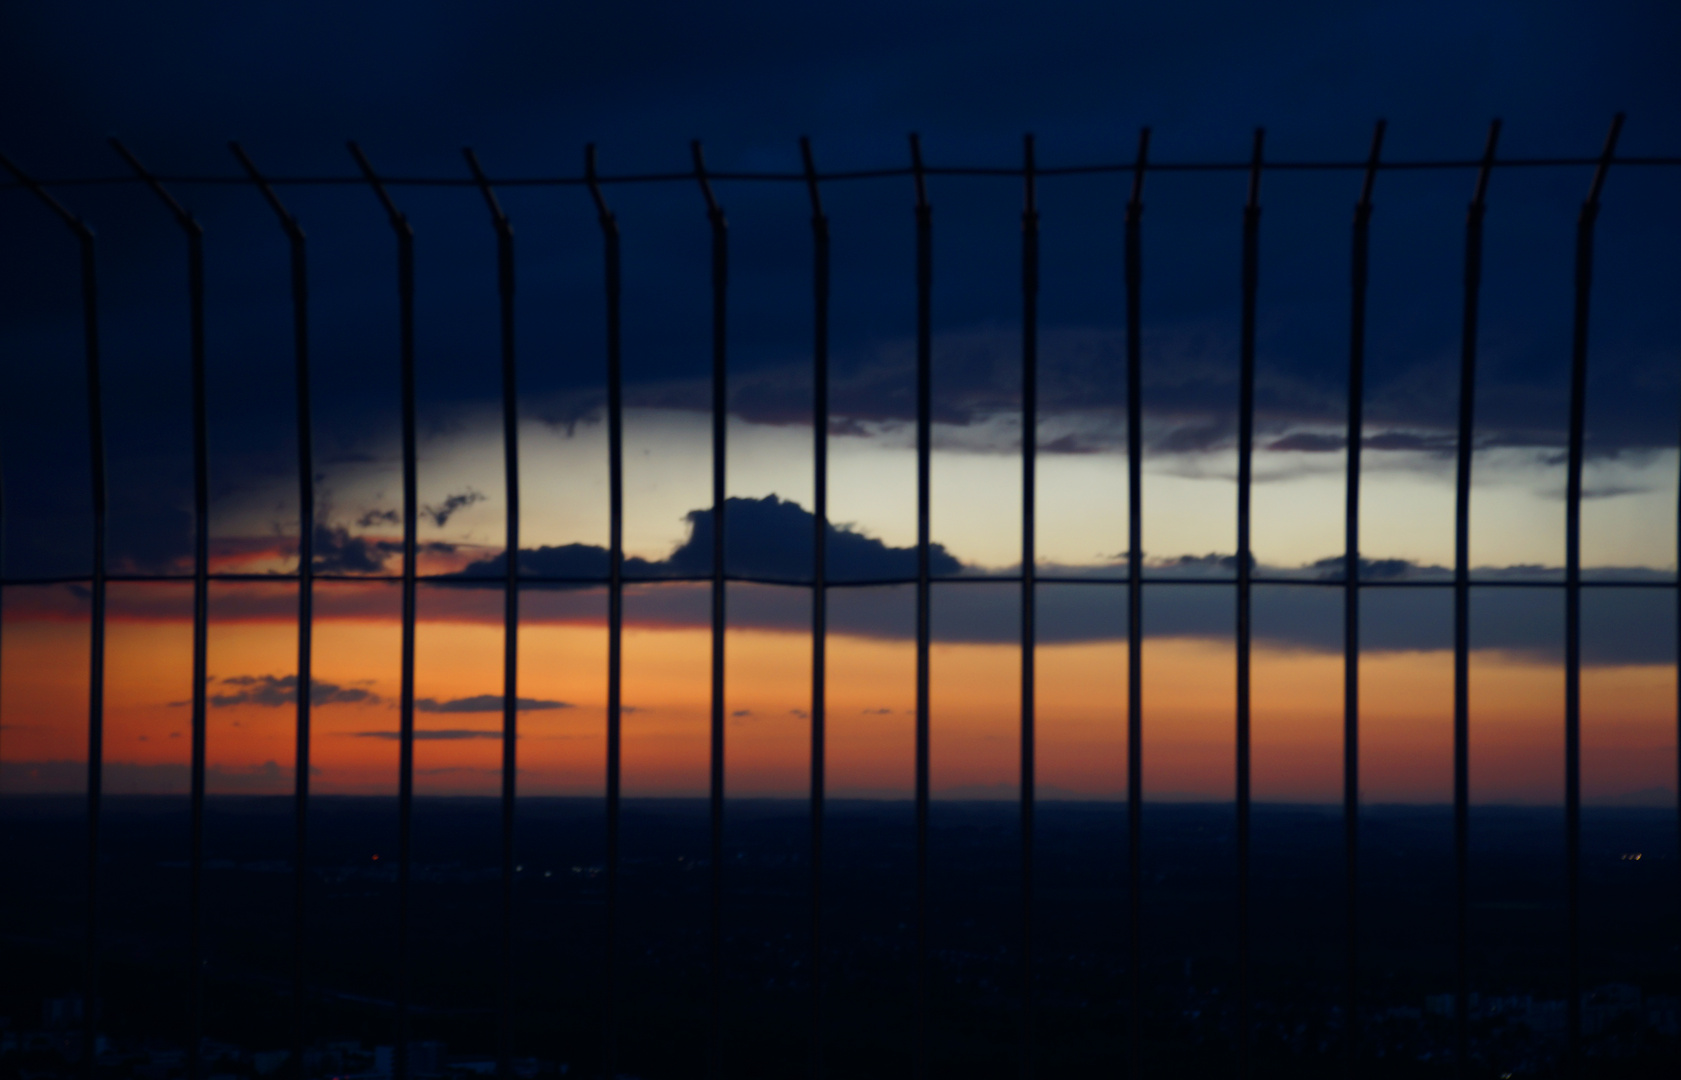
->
xmin=2 ymin=1 xmax=1677 ymax=802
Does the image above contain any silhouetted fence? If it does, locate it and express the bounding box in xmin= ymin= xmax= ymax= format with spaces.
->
xmin=2 ymin=116 xmax=1678 ymax=1080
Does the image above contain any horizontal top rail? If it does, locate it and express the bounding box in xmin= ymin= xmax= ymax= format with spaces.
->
xmin=4 ymin=571 xmax=1674 ymax=589
xmin=6 ymin=155 xmax=1681 ymax=192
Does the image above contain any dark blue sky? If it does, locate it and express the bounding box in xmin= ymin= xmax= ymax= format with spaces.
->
xmin=6 ymin=1 xmax=1676 ymax=171
xmin=3 ymin=1 xmax=1678 ymax=579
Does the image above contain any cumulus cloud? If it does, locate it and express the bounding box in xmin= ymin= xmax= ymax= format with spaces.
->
xmin=451 ymin=495 xmax=962 ymax=584
xmin=1151 ymin=552 xmax=1257 ymax=576
xmin=1307 ymin=555 xmax=1431 ymax=581
xmin=669 ymin=496 xmax=962 ymax=582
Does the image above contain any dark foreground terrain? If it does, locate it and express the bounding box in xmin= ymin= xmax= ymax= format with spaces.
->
xmin=2 ymin=795 xmax=1676 ymax=1078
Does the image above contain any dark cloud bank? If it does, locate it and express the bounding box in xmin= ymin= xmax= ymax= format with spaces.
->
xmin=16 ymin=493 xmax=1667 ymax=669
xmin=441 ymin=495 xmax=1674 ymax=666
xmin=4 ymin=0 xmax=1676 ymax=594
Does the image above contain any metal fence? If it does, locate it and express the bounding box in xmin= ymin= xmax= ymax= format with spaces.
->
xmin=1 ymin=114 xmax=1678 ymax=1079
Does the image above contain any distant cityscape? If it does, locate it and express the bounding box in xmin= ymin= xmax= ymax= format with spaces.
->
xmin=4 ymin=982 xmax=1677 ymax=1078
xmin=5 ymin=981 xmax=1678 ymax=1077
xmin=6 ymin=1013 xmax=561 ymax=1080
xmin=3 ymin=797 xmax=1675 ymax=1077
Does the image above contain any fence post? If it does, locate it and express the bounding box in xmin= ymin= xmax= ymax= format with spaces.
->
xmin=228 ymin=140 xmax=315 ymax=1080
xmin=584 ymin=143 xmax=624 ymax=1080
xmin=1343 ymin=118 xmax=1386 ymax=1075
xmin=348 ymin=141 xmax=419 ymax=1080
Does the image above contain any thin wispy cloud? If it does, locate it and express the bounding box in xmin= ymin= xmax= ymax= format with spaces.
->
xmin=415 ymin=695 xmax=572 ymax=714
xmin=424 ymin=490 xmax=486 ymax=528
xmin=352 ymin=730 xmax=503 ymax=741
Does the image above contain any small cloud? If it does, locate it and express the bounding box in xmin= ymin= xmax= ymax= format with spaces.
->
xmin=789 ymin=709 xmax=810 ymax=719
xmin=1309 ymin=555 xmax=1429 ymax=581
xmin=1582 ymin=484 xmax=1651 ymax=500
xmin=357 ymin=508 xmax=399 ymax=528
xmin=730 ymin=709 xmax=753 ymax=718
xmin=197 ymin=674 xmax=382 ymax=709
xmin=1154 ymin=552 xmax=1256 ymax=573
xmin=312 ymin=523 xmax=397 ymax=574
xmin=861 ymin=707 xmax=895 ymax=715
xmin=423 ymin=490 xmax=486 ymax=528
xmin=415 ymin=694 xmax=571 ymax=714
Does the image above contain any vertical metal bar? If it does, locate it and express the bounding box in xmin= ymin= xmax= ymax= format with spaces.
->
xmin=1563 ymin=113 xmax=1624 ymax=1078
xmin=585 ymin=147 xmax=623 ymax=1080
xmin=109 ymin=139 xmax=211 ymax=1080
xmin=81 ymin=223 xmax=106 ymax=1080
xmin=1454 ymin=120 xmax=1502 ymax=1078
xmin=1018 ymin=132 xmax=1039 ymax=1080
xmin=0 ymin=157 xmax=107 ymax=1080
xmin=349 ymin=142 xmax=418 ymax=1080
xmin=1123 ymin=127 xmax=1149 ymax=1080
xmin=229 ymin=142 xmax=314 ymax=1080
xmin=1235 ymin=127 xmax=1264 ymax=1080
xmin=465 ymin=147 xmax=522 ymax=1080
xmin=290 ymin=224 xmax=313 ymax=1080
xmin=79 ymin=212 xmax=106 ymax=1080
xmin=909 ymin=132 xmax=933 ymax=1080
xmin=692 ymin=140 xmax=729 ymax=1080
xmin=0 ymin=334 xmax=3 ymax=891
xmin=1344 ymin=120 xmax=1385 ymax=1076
xmin=799 ymin=136 xmax=829 ymax=1080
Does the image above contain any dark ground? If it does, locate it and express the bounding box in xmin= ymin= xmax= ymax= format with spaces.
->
xmin=1 ymin=795 xmax=1676 ymax=1078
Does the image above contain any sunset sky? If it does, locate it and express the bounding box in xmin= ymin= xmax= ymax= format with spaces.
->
xmin=2 ymin=0 xmax=1677 ymax=806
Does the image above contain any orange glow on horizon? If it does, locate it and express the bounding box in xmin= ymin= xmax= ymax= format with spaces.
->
xmin=2 ymin=598 xmax=1674 ymax=806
